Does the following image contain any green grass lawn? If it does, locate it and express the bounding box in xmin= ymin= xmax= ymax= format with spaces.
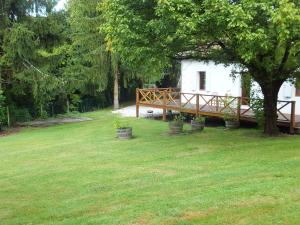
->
xmin=0 ymin=110 xmax=299 ymax=225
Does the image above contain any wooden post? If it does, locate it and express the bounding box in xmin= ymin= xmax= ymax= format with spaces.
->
xmin=163 ymin=90 xmax=167 ymax=121
xmin=136 ymin=88 xmax=140 ymax=118
xmin=196 ymin=94 xmax=200 ymax=116
xmin=290 ymin=101 xmax=296 ymax=134
xmin=179 ymin=92 xmax=182 ymax=109
xmin=216 ymin=96 xmax=219 ymax=112
xmin=237 ymin=97 xmax=242 ymax=121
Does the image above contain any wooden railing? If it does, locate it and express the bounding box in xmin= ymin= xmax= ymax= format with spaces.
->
xmin=136 ymin=88 xmax=296 ymax=133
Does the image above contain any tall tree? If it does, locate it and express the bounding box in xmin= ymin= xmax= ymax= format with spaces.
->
xmin=100 ymin=0 xmax=300 ymax=135
xmin=67 ymin=0 xmax=124 ymax=109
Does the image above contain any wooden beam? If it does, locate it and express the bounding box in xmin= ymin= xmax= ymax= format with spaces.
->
xmin=290 ymin=101 xmax=296 ymax=134
xmin=163 ymin=90 xmax=167 ymax=121
xmin=196 ymin=94 xmax=199 ymax=116
xmin=237 ymin=97 xmax=242 ymax=121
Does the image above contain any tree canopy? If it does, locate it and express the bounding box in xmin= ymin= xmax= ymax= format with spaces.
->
xmin=100 ymin=0 xmax=300 ymax=135
xmin=0 ymin=0 xmax=170 ymax=124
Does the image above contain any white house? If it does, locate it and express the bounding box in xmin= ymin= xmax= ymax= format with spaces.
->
xmin=180 ymin=60 xmax=300 ymax=115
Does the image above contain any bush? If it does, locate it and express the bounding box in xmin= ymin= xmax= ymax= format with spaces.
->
xmin=10 ymin=106 xmax=32 ymax=124
xmin=193 ymin=115 xmax=206 ymax=123
xmin=174 ymin=114 xmax=185 ymax=122
xmin=114 ymin=118 xmax=129 ymax=129
xmin=250 ymin=97 xmax=264 ymax=128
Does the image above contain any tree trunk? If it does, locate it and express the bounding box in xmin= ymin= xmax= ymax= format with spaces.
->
xmin=260 ymin=82 xmax=283 ymax=135
xmin=113 ymin=69 xmax=120 ymax=110
xmin=66 ymin=97 xmax=70 ymax=113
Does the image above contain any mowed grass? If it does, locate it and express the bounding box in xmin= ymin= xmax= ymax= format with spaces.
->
xmin=0 ymin=110 xmax=299 ymax=225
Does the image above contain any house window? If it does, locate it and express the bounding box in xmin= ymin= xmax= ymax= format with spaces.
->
xmin=199 ymin=72 xmax=206 ymax=90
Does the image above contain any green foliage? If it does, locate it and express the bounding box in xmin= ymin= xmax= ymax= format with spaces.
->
xmin=193 ymin=115 xmax=206 ymax=123
xmin=113 ymin=117 xmax=129 ymax=129
xmin=69 ymin=94 xmax=81 ymax=112
xmin=250 ymin=93 xmax=265 ymax=129
xmin=174 ymin=114 xmax=185 ymax=122
xmin=223 ymin=95 xmax=238 ymax=122
xmin=223 ymin=112 xmax=238 ymax=122
xmin=100 ymin=0 xmax=300 ymax=134
xmin=67 ymin=0 xmax=110 ymax=93
xmin=9 ymin=106 xmax=33 ymax=124
xmin=0 ymin=89 xmax=6 ymax=125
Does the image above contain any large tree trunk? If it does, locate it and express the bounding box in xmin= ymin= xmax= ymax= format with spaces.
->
xmin=113 ymin=69 xmax=120 ymax=110
xmin=260 ymin=81 xmax=283 ymax=135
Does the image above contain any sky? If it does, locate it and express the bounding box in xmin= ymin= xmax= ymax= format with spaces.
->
xmin=54 ymin=0 xmax=67 ymax=11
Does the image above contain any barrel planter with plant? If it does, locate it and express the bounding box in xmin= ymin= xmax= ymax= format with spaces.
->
xmin=191 ymin=115 xmax=205 ymax=131
xmin=223 ymin=112 xmax=239 ymax=129
xmin=114 ymin=118 xmax=132 ymax=139
xmin=169 ymin=114 xmax=185 ymax=134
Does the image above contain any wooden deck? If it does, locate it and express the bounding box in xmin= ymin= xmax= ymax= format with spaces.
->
xmin=136 ymin=88 xmax=299 ymax=133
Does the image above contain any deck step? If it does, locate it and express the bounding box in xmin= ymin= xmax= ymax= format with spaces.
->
xmin=295 ymin=127 xmax=300 ymax=134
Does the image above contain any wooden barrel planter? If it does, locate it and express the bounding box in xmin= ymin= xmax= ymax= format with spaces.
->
xmin=169 ymin=121 xmax=184 ymax=134
xmin=191 ymin=120 xmax=205 ymax=131
xmin=117 ymin=127 xmax=133 ymax=139
xmin=225 ymin=120 xmax=239 ymax=129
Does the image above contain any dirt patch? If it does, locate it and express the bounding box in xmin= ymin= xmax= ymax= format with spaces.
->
xmin=148 ymin=168 xmax=177 ymax=176
xmin=0 ymin=117 xmax=92 ymax=137
xmin=128 ymin=213 xmax=155 ymax=225
xmin=166 ymin=208 xmax=217 ymax=224
xmin=232 ymin=196 xmax=277 ymax=207
xmin=0 ymin=127 xmax=22 ymax=137
xmin=19 ymin=117 xmax=92 ymax=127
xmin=182 ymin=208 xmax=216 ymax=221
xmin=175 ymin=148 xmax=212 ymax=158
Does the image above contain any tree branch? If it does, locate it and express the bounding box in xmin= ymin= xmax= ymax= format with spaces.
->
xmin=278 ymin=44 xmax=291 ymax=73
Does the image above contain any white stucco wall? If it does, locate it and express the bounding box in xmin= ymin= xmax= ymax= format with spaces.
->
xmin=181 ymin=60 xmax=242 ymax=96
xmin=181 ymin=60 xmax=300 ymax=115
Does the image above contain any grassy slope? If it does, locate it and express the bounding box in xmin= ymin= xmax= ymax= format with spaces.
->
xmin=0 ymin=110 xmax=299 ymax=225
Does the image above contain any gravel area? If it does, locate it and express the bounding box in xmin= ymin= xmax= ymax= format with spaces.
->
xmin=112 ymin=105 xmax=178 ymax=118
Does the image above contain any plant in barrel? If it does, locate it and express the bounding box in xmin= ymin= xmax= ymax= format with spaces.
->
xmin=114 ymin=118 xmax=132 ymax=139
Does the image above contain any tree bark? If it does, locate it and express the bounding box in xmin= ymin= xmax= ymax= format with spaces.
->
xmin=113 ymin=68 xmax=120 ymax=110
xmin=66 ymin=97 xmax=70 ymax=113
xmin=260 ymin=81 xmax=284 ymax=135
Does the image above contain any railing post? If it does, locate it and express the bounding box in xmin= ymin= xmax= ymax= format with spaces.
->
xmin=179 ymin=92 xmax=182 ymax=109
xmin=237 ymin=97 xmax=242 ymax=121
xmin=136 ymin=88 xmax=140 ymax=118
xmin=163 ymin=90 xmax=167 ymax=121
xmin=196 ymin=94 xmax=200 ymax=116
xmin=290 ymin=101 xmax=296 ymax=134
xmin=216 ymin=96 xmax=219 ymax=112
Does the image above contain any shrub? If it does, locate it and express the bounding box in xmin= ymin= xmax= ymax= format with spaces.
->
xmin=174 ymin=114 xmax=185 ymax=122
xmin=114 ymin=118 xmax=129 ymax=129
xmin=249 ymin=96 xmax=264 ymax=128
xmin=223 ymin=111 xmax=238 ymax=122
xmin=10 ymin=106 xmax=32 ymax=124
xmin=193 ymin=115 xmax=205 ymax=123
xmin=222 ymin=95 xmax=238 ymax=122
